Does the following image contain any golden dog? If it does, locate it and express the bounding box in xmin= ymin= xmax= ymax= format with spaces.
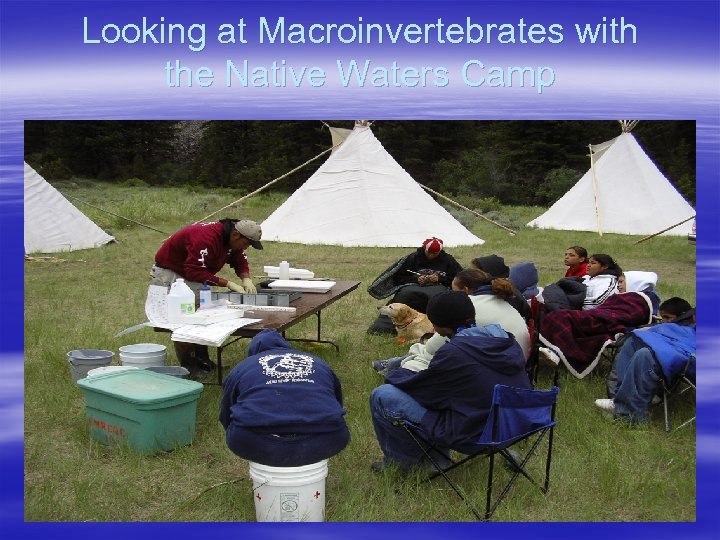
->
xmin=378 ymin=303 xmax=435 ymax=344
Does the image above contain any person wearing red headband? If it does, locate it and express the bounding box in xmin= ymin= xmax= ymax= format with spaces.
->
xmin=368 ymin=236 xmax=463 ymax=335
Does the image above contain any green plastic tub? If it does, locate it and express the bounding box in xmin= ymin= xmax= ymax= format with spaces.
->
xmin=76 ymin=369 xmax=204 ymax=454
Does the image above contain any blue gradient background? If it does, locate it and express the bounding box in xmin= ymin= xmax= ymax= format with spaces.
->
xmin=1 ymin=0 xmax=718 ymax=537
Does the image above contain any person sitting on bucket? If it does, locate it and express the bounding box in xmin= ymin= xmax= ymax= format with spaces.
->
xmin=151 ymin=218 xmax=263 ymax=378
xmin=369 ymin=290 xmax=531 ymax=472
xmin=219 ymin=329 xmax=350 ymax=467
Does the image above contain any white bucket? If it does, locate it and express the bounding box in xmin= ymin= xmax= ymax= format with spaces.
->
xmin=119 ymin=343 xmax=167 ymax=368
xmin=87 ymin=365 xmax=139 ymax=377
xmin=248 ymin=460 xmax=328 ymax=522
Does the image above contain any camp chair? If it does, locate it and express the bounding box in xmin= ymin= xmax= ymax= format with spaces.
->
xmin=660 ymin=353 xmax=696 ymax=432
xmin=526 ymin=296 xmax=560 ymax=386
xmin=403 ymin=384 xmax=559 ymax=521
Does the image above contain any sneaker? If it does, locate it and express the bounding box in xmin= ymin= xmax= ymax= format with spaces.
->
xmin=372 ymin=360 xmax=390 ymax=372
xmin=594 ymin=398 xmax=615 ymax=412
xmin=539 ymin=347 xmax=560 ymax=366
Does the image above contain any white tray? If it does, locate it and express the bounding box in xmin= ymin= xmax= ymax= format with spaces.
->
xmin=267 ymin=279 xmax=336 ymax=293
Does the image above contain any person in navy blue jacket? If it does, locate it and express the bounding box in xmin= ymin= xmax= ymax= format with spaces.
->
xmin=219 ymin=329 xmax=350 ymax=467
xmin=369 ymin=290 xmax=531 ymax=472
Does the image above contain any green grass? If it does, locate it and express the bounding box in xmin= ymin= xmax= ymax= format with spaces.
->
xmin=24 ymin=183 xmax=696 ymax=521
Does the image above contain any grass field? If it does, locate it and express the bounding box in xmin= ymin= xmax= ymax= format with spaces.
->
xmin=24 ymin=182 xmax=696 ymax=521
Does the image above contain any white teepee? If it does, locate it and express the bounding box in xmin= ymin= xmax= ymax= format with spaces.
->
xmin=527 ymin=127 xmax=695 ymax=236
xmin=261 ymin=124 xmax=484 ymax=247
xmin=24 ymin=162 xmax=115 ymax=253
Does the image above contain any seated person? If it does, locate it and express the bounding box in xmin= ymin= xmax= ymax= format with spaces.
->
xmin=582 ymin=253 xmax=622 ymax=310
xmin=219 ymin=329 xmax=350 ymax=467
xmin=368 ymin=237 xmax=462 ymax=334
xmin=453 ymin=269 xmax=531 ymax=360
xmin=595 ymin=298 xmax=695 ymax=423
xmin=369 ymin=291 xmax=531 ymax=472
xmin=373 ymin=331 xmax=450 ymax=375
xmin=471 ymin=254 xmax=532 ymax=322
xmin=509 ymin=261 xmax=540 ymax=300
xmin=564 ymin=245 xmax=589 ymax=278
xmin=618 ymin=271 xmax=661 ymax=317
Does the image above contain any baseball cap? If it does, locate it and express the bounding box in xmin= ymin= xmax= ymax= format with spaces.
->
xmin=235 ymin=220 xmax=263 ymax=249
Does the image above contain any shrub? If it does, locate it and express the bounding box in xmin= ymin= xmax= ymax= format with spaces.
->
xmin=121 ymin=177 xmax=148 ymax=187
xmin=39 ymin=159 xmax=73 ymax=181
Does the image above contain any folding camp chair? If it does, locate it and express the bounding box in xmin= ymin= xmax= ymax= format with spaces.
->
xmin=403 ymin=384 xmax=559 ymax=521
xmin=526 ymin=296 xmax=560 ymax=386
xmin=525 ymin=296 xmax=542 ymax=382
xmin=660 ymin=353 xmax=696 ymax=432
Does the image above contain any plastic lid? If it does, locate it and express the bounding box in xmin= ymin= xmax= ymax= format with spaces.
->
xmin=76 ymin=369 xmax=203 ymax=403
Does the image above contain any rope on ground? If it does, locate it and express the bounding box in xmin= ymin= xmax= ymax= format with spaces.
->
xmin=193 ymin=142 xmax=342 ymax=224
xmin=190 ymin=477 xmax=246 ymax=502
xmin=633 ymin=215 xmax=695 ymax=245
xmin=418 ymin=183 xmax=518 ymax=235
xmin=62 ymin=193 xmax=169 ymax=235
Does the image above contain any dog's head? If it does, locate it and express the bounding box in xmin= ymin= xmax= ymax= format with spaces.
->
xmin=379 ymin=303 xmax=418 ymax=326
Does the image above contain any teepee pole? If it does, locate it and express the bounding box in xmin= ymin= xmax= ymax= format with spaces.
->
xmin=589 ymin=144 xmax=603 ymax=236
xmin=418 ymin=183 xmax=517 ymax=235
xmin=633 ymin=215 xmax=695 ymax=244
xmin=193 ymin=143 xmax=340 ymax=224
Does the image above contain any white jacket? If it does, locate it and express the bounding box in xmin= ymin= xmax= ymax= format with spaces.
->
xmin=582 ymin=274 xmax=618 ymax=310
xmin=469 ymin=295 xmax=531 ymax=360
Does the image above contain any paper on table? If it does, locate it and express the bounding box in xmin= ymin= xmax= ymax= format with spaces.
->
xmin=145 ymin=284 xmax=181 ymax=330
xmin=171 ymin=317 xmax=262 ymax=347
xmin=118 ymin=285 xmax=260 ymax=343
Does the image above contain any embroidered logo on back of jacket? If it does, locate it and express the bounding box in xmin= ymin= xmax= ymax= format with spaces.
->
xmin=258 ymin=353 xmax=316 ymax=385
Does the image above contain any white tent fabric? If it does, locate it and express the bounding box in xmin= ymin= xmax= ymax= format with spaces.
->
xmin=527 ymin=132 xmax=695 ymax=236
xmin=24 ymin=162 xmax=115 ymax=253
xmin=329 ymin=127 xmax=352 ymax=152
xmin=261 ymin=125 xmax=484 ymax=247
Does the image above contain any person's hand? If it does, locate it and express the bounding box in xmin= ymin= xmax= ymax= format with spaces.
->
xmin=417 ymin=274 xmax=428 ymax=285
xmin=428 ymin=273 xmax=439 ymax=283
xmin=227 ymin=281 xmax=246 ymax=293
xmin=242 ymin=278 xmax=257 ymax=294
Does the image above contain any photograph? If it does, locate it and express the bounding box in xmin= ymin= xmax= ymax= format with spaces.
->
xmin=22 ymin=119 xmax=697 ymax=522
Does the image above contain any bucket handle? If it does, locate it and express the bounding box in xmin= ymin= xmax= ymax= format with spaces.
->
xmin=252 ymin=476 xmax=270 ymax=491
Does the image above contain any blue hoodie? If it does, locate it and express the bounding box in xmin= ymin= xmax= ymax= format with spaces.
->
xmin=633 ymin=323 xmax=695 ymax=383
xmin=385 ymin=325 xmax=531 ymax=452
xmin=219 ymin=329 xmax=348 ymax=434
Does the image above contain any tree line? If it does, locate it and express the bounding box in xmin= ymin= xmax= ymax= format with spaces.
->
xmin=24 ymin=120 xmax=695 ymax=207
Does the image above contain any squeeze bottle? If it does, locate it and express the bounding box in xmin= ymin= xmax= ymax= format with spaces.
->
xmin=199 ymin=282 xmax=212 ymax=310
xmin=279 ymin=260 xmax=290 ymax=280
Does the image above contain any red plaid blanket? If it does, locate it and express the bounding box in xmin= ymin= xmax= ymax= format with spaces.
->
xmin=539 ymin=292 xmax=653 ymax=378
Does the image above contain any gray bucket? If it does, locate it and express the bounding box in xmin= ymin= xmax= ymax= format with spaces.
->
xmin=145 ymin=366 xmax=191 ymax=379
xmin=67 ymin=349 xmax=114 ymax=382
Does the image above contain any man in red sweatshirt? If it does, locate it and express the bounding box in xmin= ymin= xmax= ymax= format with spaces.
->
xmin=151 ymin=218 xmax=263 ymax=376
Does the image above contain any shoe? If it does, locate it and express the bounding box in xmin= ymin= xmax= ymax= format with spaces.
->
xmin=539 ymin=347 xmax=560 ymax=366
xmin=371 ymin=460 xmax=390 ymax=473
xmin=372 ymin=360 xmax=390 ymax=372
xmin=594 ymin=398 xmax=615 ymax=412
xmin=196 ymin=358 xmax=216 ymax=372
xmin=651 ymin=395 xmax=662 ymax=405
